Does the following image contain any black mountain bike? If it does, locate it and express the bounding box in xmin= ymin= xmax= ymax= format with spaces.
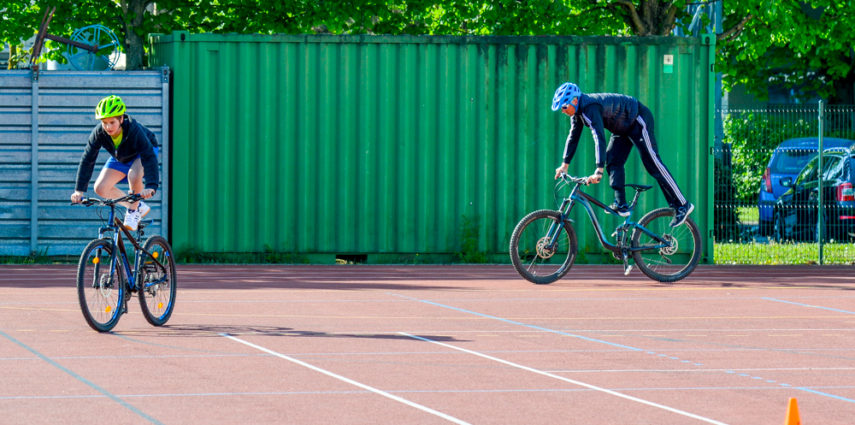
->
xmin=75 ymin=193 xmax=176 ymax=332
xmin=510 ymin=174 xmax=701 ymax=284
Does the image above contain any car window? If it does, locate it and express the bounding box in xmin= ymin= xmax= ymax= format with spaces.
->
xmin=772 ymin=150 xmax=816 ymax=173
xmin=796 ymin=157 xmax=819 ymax=184
xmin=821 ymin=155 xmax=844 ymax=180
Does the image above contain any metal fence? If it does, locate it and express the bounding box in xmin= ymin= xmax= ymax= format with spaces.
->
xmin=0 ymin=68 xmax=170 ymax=256
xmin=713 ymin=102 xmax=855 ymax=264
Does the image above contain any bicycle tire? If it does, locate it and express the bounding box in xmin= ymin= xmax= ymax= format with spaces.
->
xmin=509 ymin=209 xmax=577 ymax=284
xmin=77 ymin=238 xmax=123 ymax=332
xmin=138 ymin=235 xmax=177 ymax=326
xmin=631 ymin=208 xmax=701 ymax=283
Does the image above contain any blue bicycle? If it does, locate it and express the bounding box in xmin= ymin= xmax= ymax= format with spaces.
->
xmin=75 ymin=193 xmax=176 ymax=332
xmin=510 ymin=174 xmax=701 ymax=283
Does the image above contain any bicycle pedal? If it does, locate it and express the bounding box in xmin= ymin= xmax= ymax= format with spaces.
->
xmin=624 ymin=265 xmax=633 ymax=276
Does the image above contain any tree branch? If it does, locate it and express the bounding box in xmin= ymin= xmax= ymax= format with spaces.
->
xmin=662 ymin=2 xmax=678 ymax=35
xmin=718 ymin=13 xmax=753 ymax=42
xmin=614 ymin=0 xmax=646 ymax=35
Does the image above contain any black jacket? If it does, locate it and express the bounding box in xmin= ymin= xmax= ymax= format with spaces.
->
xmin=563 ymin=93 xmax=641 ymax=168
xmin=74 ymin=115 xmax=159 ymax=192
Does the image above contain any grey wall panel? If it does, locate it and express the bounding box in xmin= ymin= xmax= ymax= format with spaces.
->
xmin=0 ymin=69 xmax=170 ymax=256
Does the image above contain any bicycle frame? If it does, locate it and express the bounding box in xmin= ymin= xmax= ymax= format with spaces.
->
xmin=546 ymin=179 xmax=672 ymax=256
xmin=95 ymin=203 xmax=168 ymax=296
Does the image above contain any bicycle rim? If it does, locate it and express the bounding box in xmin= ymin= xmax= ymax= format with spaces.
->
xmin=77 ymin=239 xmax=122 ymax=332
xmin=510 ymin=210 xmax=577 ymax=284
xmin=139 ymin=236 xmax=176 ymax=326
xmin=631 ymin=208 xmax=701 ymax=282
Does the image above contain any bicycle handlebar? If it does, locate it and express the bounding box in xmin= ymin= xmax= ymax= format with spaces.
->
xmin=73 ymin=193 xmax=143 ymax=207
xmin=558 ymin=173 xmax=591 ymax=186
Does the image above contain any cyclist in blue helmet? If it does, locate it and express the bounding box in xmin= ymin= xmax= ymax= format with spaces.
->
xmin=551 ymin=82 xmax=693 ymax=227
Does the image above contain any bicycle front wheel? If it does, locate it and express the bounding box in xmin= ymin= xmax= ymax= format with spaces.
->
xmin=509 ymin=209 xmax=577 ymax=284
xmin=138 ymin=235 xmax=176 ymax=326
xmin=77 ymin=238 xmax=123 ymax=332
xmin=631 ymin=208 xmax=701 ymax=283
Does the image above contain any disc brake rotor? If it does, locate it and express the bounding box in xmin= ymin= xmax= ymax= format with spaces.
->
xmin=97 ymin=274 xmax=113 ymax=297
xmin=659 ymin=234 xmax=678 ymax=256
xmin=536 ymin=237 xmax=555 ymax=259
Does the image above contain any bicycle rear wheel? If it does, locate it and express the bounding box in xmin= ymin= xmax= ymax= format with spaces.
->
xmin=138 ymin=235 xmax=176 ymax=326
xmin=77 ymin=238 xmax=123 ymax=332
xmin=509 ymin=209 xmax=577 ymax=284
xmin=631 ymin=208 xmax=701 ymax=282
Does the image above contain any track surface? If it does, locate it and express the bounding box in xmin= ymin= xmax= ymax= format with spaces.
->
xmin=1 ymin=264 xmax=854 ymax=425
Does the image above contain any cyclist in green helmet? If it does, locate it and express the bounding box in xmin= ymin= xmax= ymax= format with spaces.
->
xmin=70 ymin=95 xmax=159 ymax=230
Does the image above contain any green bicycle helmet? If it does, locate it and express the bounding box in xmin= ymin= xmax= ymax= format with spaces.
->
xmin=95 ymin=95 xmax=126 ymax=119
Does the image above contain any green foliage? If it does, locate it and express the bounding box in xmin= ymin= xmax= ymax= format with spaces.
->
xmin=715 ymin=241 xmax=855 ymax=265
xmin=718 ymin=0 xmax=855 ymax=103
xmin=6 ymin=1 xmax=852 ymax=101
xmin=1 ymin=1 xmax=692 ymax=70
xmin=713 ymin=144 xmax=741 ymax=241
xmin=722 ymin=111 xmax=815 ymax=204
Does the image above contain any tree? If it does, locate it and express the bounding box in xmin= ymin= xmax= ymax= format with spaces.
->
xmin=3 ymin=0 xmax=853 ymax=103
xmin=716 ymin=0 xmax=855 ymax=104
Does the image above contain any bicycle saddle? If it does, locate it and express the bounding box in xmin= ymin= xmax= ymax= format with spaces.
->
xmin=626 ymin=184 xmax=653 ymax=192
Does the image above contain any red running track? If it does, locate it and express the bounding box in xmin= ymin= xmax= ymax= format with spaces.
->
xmin=1 ymin=264 xmax=854 ymax=425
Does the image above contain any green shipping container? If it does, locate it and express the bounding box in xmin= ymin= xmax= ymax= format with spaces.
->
xmin=149 ymin=32 xmax=715 ymax=263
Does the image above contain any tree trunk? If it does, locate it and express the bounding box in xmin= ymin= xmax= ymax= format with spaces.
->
xmin=121 ymin=0 xmax=147 ymax=70
xmin=618 ymin=0 xmax=678 ymax=36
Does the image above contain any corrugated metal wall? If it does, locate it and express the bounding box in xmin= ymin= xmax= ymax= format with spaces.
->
xmin=0 ymin=69 xmax=170 ymax=256
xmin=150 ymin=32 xmax=714 ymax=262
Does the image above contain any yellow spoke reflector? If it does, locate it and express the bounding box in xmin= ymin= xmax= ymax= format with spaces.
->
xmin=157 ymin=302 xmax=164 ymax=309
xmin=105 ymin=306 xmax=112 ymax=313
xmin=153 ymin=251 xmax=159 ymax=259
xmin=92 ymin=257 xmax=100 ymax=264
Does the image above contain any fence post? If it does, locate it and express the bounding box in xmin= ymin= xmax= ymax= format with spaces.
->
xmin=817 ymin=100 xmax=824 ymax=265
xmin=30 ymin=70 xmax=39 ymax=254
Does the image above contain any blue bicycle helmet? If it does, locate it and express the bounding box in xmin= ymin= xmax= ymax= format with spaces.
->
xmin=551 ymin=82 xmax=581 ymax=111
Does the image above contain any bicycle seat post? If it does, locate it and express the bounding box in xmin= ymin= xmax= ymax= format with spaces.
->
xmin=629 ymin=190 xmax=643 ymax=210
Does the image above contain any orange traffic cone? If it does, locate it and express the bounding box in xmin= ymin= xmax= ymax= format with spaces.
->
xmin=784 ymin=397 xmax=801 ymax=425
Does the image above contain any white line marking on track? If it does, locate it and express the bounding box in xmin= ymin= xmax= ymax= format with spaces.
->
xmin=400 ymin=332 xmax=729 ymax=425
xmin=221 ymin=333 xmax=472 ymax=425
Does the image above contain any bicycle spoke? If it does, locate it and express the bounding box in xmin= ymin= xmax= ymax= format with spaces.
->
xmin=77 ymin=240 xmax=121 ymax=332
xmin=510 ymin=210 xmax=577 ymax=284
xmin=632 ymin=208 xmax=701 ymax=282
xmin=138 ymin=236 xmax=176 ymax=326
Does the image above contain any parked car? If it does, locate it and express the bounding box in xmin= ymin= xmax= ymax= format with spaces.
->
xmin=773 ymin=143 xmax=855 ymax=242
xmin=758 ymin=137 xmax=855 ymax=234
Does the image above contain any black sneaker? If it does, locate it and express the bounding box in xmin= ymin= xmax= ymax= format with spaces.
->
xmin=609 ymin=202 xmax=631 ymax=217
xmin=670 ymin=203 xmax=694 ymax=227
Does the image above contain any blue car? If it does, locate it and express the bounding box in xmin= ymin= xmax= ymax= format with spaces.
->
xmin=758 ymin=137 xmax=855 ymax=234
